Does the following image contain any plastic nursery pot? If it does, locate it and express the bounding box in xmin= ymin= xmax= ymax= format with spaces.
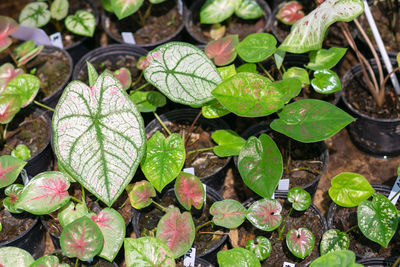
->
xmin=184 ymin=0 xmax=271 ymax=45
xmin=238 ymin=191 xmax=328 ymax=266
xmin=132 ymin=185 xmax=228 ymax=264
xmin=326 ymin=185 xmax=400 ymax=259
xmin=102 ymin=0 xmax=187 ymax=49
xmin=341 ymin=56 xmax=400 ymax=157
xmin=356 ymin=257 xmax=397 ymax=267
xmin=145 ymin=109 xmax=232 ymax=192
xmin=234 ymin=120 xmax=329 ymax=199
xmin=177 ymin=257 xmax=214 ymax=267
xmin=48 ymin=250 xmax=118 ymax=267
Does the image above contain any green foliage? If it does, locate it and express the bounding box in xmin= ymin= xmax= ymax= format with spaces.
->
xmin=217 ymin=248 xmax=261 ymax=267
xmin=211 ymin=129 xmax=246 ymax=157
xmin=320 ymin=229 xmax=349 ymax=255
xmin=235 ymin=0 xmax=263 ymax=19
xmin=311 ymin=69 xmax=342 ymax=94
xmin=130 ymin=91 xmax=167 ymax=113
xmin=0 ymin=247 xmax=34 ymax=266
xmin=245 ymin=236 xmax=271 ymax=261
xmin=236 ymin=33 xmax=277 ymax=63
xmin=210 ymin=199 xmax=247 ymax=228
xmin=286 ymin=228 xmax=315 ymax=259
xmin=282 ymin=67 xmax=310 ymax=86
xmin=19 ymin=2 xmax=51 ymax=28
xmin=200 ymin=0 xmax=241 ymax=24
xmin=111 ymin=0 xmax=144 ymax=20
xmin=0 ymin=155 xmax=26 ymax=189
xmin=11 ymin=144 xmax=31 ymax=161
xmin=57 ymin=201 xmax=89 ymax=227
xmin=65 ymin=10 xmax=96 ymax=37
xmin=126 ymin=180 xmax=156 ymax=209
xmin=50 ymin=0 xmax=69 ymax=20
xmin=310 ymin=250 xmax=361 ymax=267
xmin=287 ymin=187 xmax=311 ymax=211
xmin=306 ymin=47 xmax=348 ymax=70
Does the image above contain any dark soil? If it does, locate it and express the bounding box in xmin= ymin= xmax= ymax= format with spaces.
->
xmin=49 ymin=250 xmax=115 ymax=266
xmin=138 ymin=191 xmax=226 ymax=256
xmin=0 ymin=208 xmax=36 ymax=243
xmin=236 ymin=198 xmax=325 ymax=266
xmin=105 ymin=0 xmax=182 ymax=44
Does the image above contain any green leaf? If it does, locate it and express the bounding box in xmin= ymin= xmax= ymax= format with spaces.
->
xmin=217 ymin=247 xmax=261 ymax=267
xmin=149 ymin=0 xmax=167 ymax=4
xmin=274 ymin=48 xmax=286 ymax=69
xmin=238 ymin=134 xmax=283 ymax=198
xmin=358 ymin=194 xmax=399 ymax=247
xmin=0 ymin=247 xmax=34 ymax=266
xmin=0 ymin=94 xmax=21 ymax=124
xmin=279 ymin=0 xmax=364 ymax=53
xmin=310 ymin=250 xmax=359 ymax=267
xmin=236 ymin=63 xmax=257 ymax=73
xmin=50 ymin=0 xmax=69 ymax=20
xmin=210 ymin=199 xmax=247 ymax=228
xmin=273 ymin=77 xmax=302 ymax=104
xmin=3 ymin=184 xmax=24 ymax=213
xmin=217 ymin=64 xmax=237 ymax=80
xmin=245 ymin=236 xmax=271 ymax=261
xmin=307 ymin=47 xmax=347 ymax=70
xmin=86 ymin=61 xmax=98 ymax=87
xmin=201 ymin=100 xmax=230 ymax=118
xmin=174 ymin=172 xmax=204 ymax=210
xmin=397 ymin=52 xmax=400 ymax=67
xmin=124 ymin=237 xmax=176 ymax=267
xmin=126 ymin=180 xmax=156 ymax=209
xmin=328 ymin=172 xmax=375 ymax=207
xmin=130 ymin=91 xmax=167 ymax=113
xmin=283 ymin=67 xmax=310 ymax=85
xmin=320 ymin=229 xmax=349 ymax=255
xmin=212 ymin=72 xmax=284 ymax=117
xmin=13 ymin=41 xmax=35 ymax=59
xmin=53 ymin=71 xmax=146 ymax=206
xmin=311 ymin=69 xmax=342 ymax=94
xmin=65 ymin=10 xmax=96 ymax=37
xmin=141 ymin=132 xmax=185 ymax=192
xmin=11 ymin=144 xmax=31 ymax=161
xmin=31 ymin=255 xmax=61 ymax=267
xmin=4 ymin=74 xmax=41 ymax=107
xmin=17 ymin=45 xmax=43 ymax=67
xmin=211 ymin=129 xmax=246 ymax=157
xmin=144 ymin=42 xmax=222 ymax=106
xmin=0 ymin=155 xmax=26 ymax=189
xmin=200 ymin=0 xmax=241 ymax=24
xmin=270 ymin=99 xmax=355 ymax=142
xmin=19 ymin=2 xmax=51 ymax=28
xmin=102 ymin=0 xmax=114 ymax=13
xmin=286 ymin=227 xmax=315 ymax=259
xmin=111 ymin=0 xmax=144 ymax=20
xmin=237 ymin=33 xmax=277 ymax=63
xmin=60 ymin=216 xmax=104 ymax=261
xmin=16 ymin=171 xmax=70 ymax=215
xmin=235 ymin=0 xmax=263 ymax=20
xmin=287 ymin=187 xmax=311 ymax=211
xmin=246 ymin=198 xmax=282 ymax=231
xmin=58 ymin=201 xmax=89 ymax=228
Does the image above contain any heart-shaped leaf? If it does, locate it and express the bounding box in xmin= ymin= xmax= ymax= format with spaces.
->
xmin=0 ymin=63 xmax=24 ymax=93
xmin=144 ymin=42 xmax=222 ymax=106
xmin=31 ymin=255 xmax=68 ymax=267
xmin=270 ymin=99 xmax=355 ymax=142
xmin=126 ymin=180 xmax=156 ymax=209
xmin=211 ymin=129 xmax=246 ymax=157
xmin=0 ymin=16 xmax=19 ymax=53
xmin=218 ymin=64 xmax=237 ymax=80
xmin=246 ymin=198 xmax=283 ymax=231
xmin=58 ymin=201 xmax=89 ymax=227
xmin=235 ymin=0 xmax=263 ymax=20
xmin=87 ymin=62 xmax=98 ymax=87
xmin=130 ymin=91 xmax=167 ymax=113
xmin=210 ymin=199 xmax=247 ymax=228
xmin=65 ymin=10 xmax=96 ymax=37
xmin=200 ymin=0 xmax=241 ymax=24
xmin=60 ymin=216 xmax=104 ymax=261
xmin=141 ymin=131 xmax=185 ymax=192
xmin=238 ymin=134 xmax=283 ymax=198
xmin=287 ymin=187 xmax=311 ymax=211
xmin=358 ymin=194 xmax=399 ymax=247
xmin=137 ymin=56 xmax=150 ymax=70
xmin=0 ymin=155 xmax=26 ymax=189
xmin=3 ymin=73 xmax=41 ymax=107
xmin=282 ymin=67 xmax=310 ymax=86
xmin=51 ymin=0 xmax=69 ymax=20
xmin=3 ymin=184 xmax=24 ymax=213
xmin=286 ymin=227 xmax=315 ymax=259
xmin=237 ymin=33 xmax=277 ymax=63
xmin=114 ymin=67 xmax=132 ymax=90
xmin=274 ymin=48 xmax=286 ymax=69
xmin=201 ymin=100 xmax=230 ymax=118
xmin=273 ymin=77 xmax=302 ymax=104
xmin=0 ymin=247 xmax=34 ymax=266
xmin=111 ymin=0 xmax=144 ymax=20
xmin=276 ymin=1 xmax=304 ymax=25
xmin=328 ymin=172 xmax=375 ymax=207
xmin=236 ymin=63 xmax=257 ymax=73
xmin=311 ymin=69 xmax=341 ymax=94
xmin=212 ymin=72 xmax=285 ymax=117
xmin=279 ymin=0 xmax=364 ymax=53
xmin=310 ymin=250 xmax=360 ymax=267
xmin=156 ymin=207 xmax=195 ymax=258
xmin=11 ymin=144 xmax=31 ymax=161
xmin=13 ymin=40 xmax=35 ymax=59
xmin=19 ymin=2 xmax=51 ymax=28
xmin=320 ymin=229 xmax=349 ymax=255
xmin=15 ymin=171 xmax=70 ymax=215
xmin=53 ymin=71 xmax=146 ymax=206
xmin=0 ymin=94 xmax=22 ymax=124
xmin=307 ymin=47 xmax=348 ymax=70
xmin=217 ymin=247 xmax=261 ymax=267
xmin=124 ymin=237 xmax=176 ymax=267
xmin=174 ymin=172 xmax=204 ymax=210
xmin=90 ymin=208 xmax=125 ymax=261
xmin=205 ymin=35 xmax=239 ymax=66
xmin=245 ymin=236 xmax=271 ymax=261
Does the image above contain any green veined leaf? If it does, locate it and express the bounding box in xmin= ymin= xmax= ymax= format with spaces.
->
xmin=245 ymin=236 xmax=271 ymax=261
xmin=236 ymin=33 xmax=277 ymax=63
xmin=3 ymin=74 xmax=40 ymax=107
xmin=320 ymin=229 xmax=349 ymax=255
xmin=236 ymin=63 xmax=257 ymax=73
xmin=0 ymin=155 xmax=26 ymax=189
xmin=310 ymin=250 xmax=359 ymax=267
xmin=286 ymin=227 xmax=315 ymax=259
xmin=86 ymin=61 xmax=98 ymax=87
xmin=0 ymin=247 xmax=34 ymax=266
xmin=58 ymin=201 xmax=89 ymax=228
xmin=217 ymin=64 xmax=237 ymax=80
xmin=210 ymin=199 xmax=247 ymax=228
xmin=111 ymin=0 xmax=144 ymax=20
xmin=235 ymin=0 xmax=263 ymax=20
xmin=129 ymin=91 xmax=167 ymax=113
xmin=311 ymin=69 xmax=342 ymax=94
xmin=19 ymin=2 xmax=51 ymax=28
xmin=201 ymin=100 xmax=230 ymax=118
xmin=11 ymin=144 xmax=31 ymax=161
xmin=50 ymin=0 xmax=69 ymax=20
xmin=246 ymin=198 xmax=283 ymax=231
xmin=211 ymin=129 xmax=246 ymax=157
xmin=217 ymin=248 xmax=261 ymax=267
xmin=287 ymin=187 xmax=311 ymax=211
xmin=200 ymin=0 xmax=241 ymax=24
xmin=307 ymin=47 xmax=347 ymax=70
xmin=282 ymin=67 xmax=310 ymax=86
xmin=65 ymin=10 xmax=96 ymax=37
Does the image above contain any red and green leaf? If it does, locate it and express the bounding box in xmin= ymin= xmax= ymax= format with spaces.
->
xmin=0 ymin=94 xmax=21 ymax=124
xmin=210 ymin=199 xmax=247 ymax=228
xmin=246 ymin=198 xmax=283 ymax=231
xmin=3 ymin=184 xmax=24 ymax=213
xmin=113 ymin=67 xmax=132 ymax=90
xmin=137 ymin=56 xmax=149 ymax=70
xmin=0 ymin=155 xmax=26 ymax=189
xmin=3 ymin=74 xmax=41 ymax=108
xmin=58 ymin=201 xmax=89 ymax=227
xmin=0 ymin=63 xmax=24 ymax=93
xmin=286 ymin=227 xmax=315 ymax=259
xmin=276 ymin=1 xmax=305 ymax=25
xmin=174 ymin=172 xmax=204 ymax=210
xmin=205 ymin=34 xmax=239 ymax=66
xmin=0 ymin=16 xmax=19 ymax=53
xmin=15 ymin=171 xmax=70 ymax=215
xmin=126 ymin=180 xmax=156 ymax=209
xmin=156 ymin=207 xmax=195 ymax=258
xmin=287 ymin=187 xmax=311 ymax=211
xmin=17 ymin=45 xmax=43 ymax=67
xmin=60 ymin=216 xmax=104 ymax=261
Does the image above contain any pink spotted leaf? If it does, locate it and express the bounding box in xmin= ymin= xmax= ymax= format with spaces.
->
xmin=0 ymin=63 xmax=24 ymax=93
xmin=0 ymin=94 xmax=22 ymax=124
xmin=210 ymin=199 xmax=247 ymax=228
xmin=174 ymin=172 xmax=204 ymax=210
xmin=0 ymin=155 xmax=26 ymax=189
xmin=126 ymin=180 xmax=156 ymax=209
xmin=3 ymin=184 xmax=24 ymax=213
xmin=137 ymin=56 xmax=149 ymax=70
xmin=276 ymin=1 xmax=305 ymax=25
xmin=286 ymin=227 xmax=315 ymax=259
xmin=113 ymin=67 xmax=132 ymax=90
xmin=205 ymin=34 xmax=239 ymax=66
xmin=246 ymin=198 xmax=283 ymax=231
xmin=0 ymin=16 xmax=19 ymax=53
xmin=15 ymin=171 xmax=71 ymax=215
xmin=156 ymin=207 xmax=195 ymax=258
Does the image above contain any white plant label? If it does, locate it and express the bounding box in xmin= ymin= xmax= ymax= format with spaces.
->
xmin=272 ymin=179 xmax=290 ymax=199
xmin=183 ymin=247 xmax=196 ymax=267
xmin=50 ymin=32 xmax=64 ymax=49
xmin=20 ymin=169 xmax=29 ymax=186
xmin=177 ymin=0 xmax=183 ymax=15
xmin=121 ymin=32 xmax=136 ymax=45
xmin=388 ymin=176 xmax=400 ymax=205
xmin=283 ymin=262 xmax=295 ymax=267
xmin=183 ymin=167 xmax=195 ymax=175
xmin=203 ymin=183 xmax=207 ymax=204
xmin=11 ymin=25 xmax=52 ymax=46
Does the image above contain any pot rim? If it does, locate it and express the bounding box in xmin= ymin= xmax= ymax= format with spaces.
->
xmin=0 ymin=212 xmax=39 ymax=247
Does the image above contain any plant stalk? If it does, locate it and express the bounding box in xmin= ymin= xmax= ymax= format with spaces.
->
xmin=151 ymin=200 xmax=168 ymax=212
xmin=153 ymin=112 xmax=172 ymax=135
xmin=199 ymin=231 xmax=228 ymax=235
xmin=33 ymin=101 xmax=55 ymax=112
xmin=345 ymin=225 xmax=358 ymax=233
xmin=6 ymin=47 xmax=18 ymax=66
xmin=132 ymin=82 xmax=150 ymax=93
xmin=70 ymin=196 xmax=83 ymax=204
xmin=278 ymin=207 xmax=293 ymax=240
xmin=257 ymin=63 xmax=275 ymax=81
xmin=187 ymin=147 xmax=214 ymax=156
xmin=392 ymin=256 xmax=400 ymax=267
xmin=131 ymin=72 xmax=143 ymax=88
xmin=184 ymin=110 xmax=202 ymax=147
xmin=195 ymin=220 xmax=213 ymax=233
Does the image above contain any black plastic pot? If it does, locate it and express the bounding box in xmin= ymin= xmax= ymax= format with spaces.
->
xmin=356 ymin=257 xmax=397 ymax=267
xmin=184 ymin=0 xmax=271 ymax=44
xmin=102 ymin=0 xmax=187 ymax=49
xmin=327 ymin=185 xmax=400 ymax=259
xmin=234 ymin=120 xmax=328 ymax=199
xmin=341 ymin=56 xmax=400 ymax=157
xmin=145 ymin=109 xmax=232 ymax=192
xmin=132 ymin=185 xmax=227 ymax=264
xmin=48 ymin=250 xmax=118 ymax=266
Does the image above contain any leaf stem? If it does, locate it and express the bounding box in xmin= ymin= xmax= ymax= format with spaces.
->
xmin=4 ymin=144 xmax=14 ymax=152
xmin=75 ymin=258 xmax=78 ymax=267
xmin=81 ymin=184 xmax=86 ymax=205
xmin=132 ymin=82 xmax=150 ymax=93
xmin=3 ymin=124 xmax=8 ymax=141
xmin=195 ymin=220 xmax=213 ymax=233
xmin=278 ymin=207 xmax=293 ymax=240
xmin=257 ymin=63 xmax=275 ymax=81
xmin=131 ymin=71 xmax=143 ymax=88
xmin=184 ymin=110 xmax=202 ymax=147
xmin=70 ymin=196 xmax=83 ymax=204
xmin=199 ymin=231 xmax=228 ymax=235
xmin=392 ymin=256 xmax=400 ymax=267
xmin=152 ymin=200 xmax=168 ymax=212
xmin=7 ymin=47 xmax=18 ymax=66
xmin=289 ymin=167 xmax=322 ymax=175
xmin=345 ymin=225 xmax=358 ymax=234
xmin=153 ymin=112 xmax=172 ymax=136
xmin=187 ymin=147 xmax=214 ymax=156
xmin=33 ymin=101 xmax=55 ymax=112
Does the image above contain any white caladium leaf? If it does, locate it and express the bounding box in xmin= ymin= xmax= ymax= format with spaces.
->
xmin=19 ymin=2 xmax=51 ymax=28
xmin=65 ymin=10 xmax=96 ymax=37
xmin=279 ymin=0 xmax=364 ymax=53
xmin=53 ymin=71 xmax=146 ymax=206
xmin=200 ymin=0 xmax=242 ymax=24
xmin=50 ymin=0 xmax=69 ymax=20
xmin=144 ymin=42 xmax=222 ymax=106
xmin=235 ymin=0 xmax=263 ymax=20
xmin=111 ymin=0 xmax=144 ymax=20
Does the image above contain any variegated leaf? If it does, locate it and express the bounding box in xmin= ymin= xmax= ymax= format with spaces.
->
xmin=50 ymin=0 xmax=69 ymax=20
xmin=126 ymin=180 xmax=156 ymax=209
xmin=0 ymin=63 xmax=24 ymax=93
xmin=235 ymin=0 xmax=263 ymax=20
xmin=3 ymin=74 xmax=41 ymax=107
xmin=174 ymin=172 xmax=204 ymax=210
xmin=3 ymin=184 xmax=24 ymax=213
xmin=19 ymin=2 xmax=51 ymax=28
xmin=111 ymin=0 xmax=144 ymax=20
xmin=286 ymin=227 xmax=315 ymax=259
xmin=65 ymin=10 xmax=96 ymax=37
xmin=200 ymin=0 xmax=241 ymax=24
xmin=287 ymin=187 xmax=311 ymax=211
xmin=58 ymin=201 xmax=89 ymax=227
xmin=246 ymin=198 xmax=283 ymax=231
xmin=0 ymin=16 xmax=19 ymax=53
xmin=0 ymin=155 xmax=26 ymax=189
xmin=205 ymin=35 xmax=239 ymax=66
xmin=320 ymin=229 xmax=349 ymax=255
xmin=0 ymin=247 xmax=34 ymax=266
xmin=0 ymin=94 xmax=22 ymax=124
xmin=210 ymin=199 xmax=247 ymax=228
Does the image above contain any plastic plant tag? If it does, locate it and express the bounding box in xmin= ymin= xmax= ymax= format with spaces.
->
xmin=320 ymin=229 xmax=349 ymax=255
xmin=0 ymin=155 xmax=26 ymax=189
xmin=183 ymin=167 xmax=195 ymax=175
xmin=286 ymin=227 xmax=315 ymax=259
xmin=11 ymin=25 xmax=52 ymax=46
xmin=246 ymin=198 xmax=283 ymax=231
xmin=20 ymin=168 xmax=29 ymax=185
xmin=388 ymin=176 xmax=400 ymax=205
xmin=50 ymin=32 xmax=64 ymax=48
xmin=174 ymin=172 xmax=205 ymax=210
xmin=122 ymin=32 xmax=136 ymax=44
xmin=126 ymin=180 xmax=156 ymax=209
xmin=217 ymin=248 xmax=261 ymax=267
xmin=283 ymin=262 xmax=295 ymax=267
xmin=210 ymin=199 xmax=247 ymax=228
xmin=177 ymin=0 xmax=183 ymax=15
xmin=183 ymin=247 xmax=196 ymax=267
xmin=0 ymin=247 xmax=34 ymax=266
xmin=278 ymin=179 xmax=290 ymax=190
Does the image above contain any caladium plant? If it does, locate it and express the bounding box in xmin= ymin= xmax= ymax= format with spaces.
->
xmin=276 ymin=1 xmax=305 ymax=25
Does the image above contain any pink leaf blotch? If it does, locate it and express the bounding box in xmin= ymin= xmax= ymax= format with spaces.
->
xmin=126 ymin=180 xmax=156 ymax=209
xmin=276 ymin=1 xmax=305 ymax=25
xmin=0 ymin=16 xmax=19 ymax=52
xmin=113 ymin=67 xmax=132 ymax=90
xmin=247 ymin=199 xmax=283 ymax=231
xmin=205 ymin=35 xmax=239 ymax=66
xmin=174 ymin=172 xmax=204 ymax=210
xmin=0 ymin=63 xmax=24 ymax=93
